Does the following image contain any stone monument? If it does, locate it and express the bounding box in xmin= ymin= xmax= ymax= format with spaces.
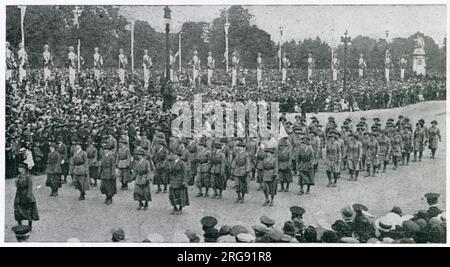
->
xmin=412 ymin=36 xmax=426 ymax=75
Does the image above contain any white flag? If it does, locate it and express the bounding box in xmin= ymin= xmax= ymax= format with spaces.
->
xmin=278 ymin=123 xmax=288 ymax=141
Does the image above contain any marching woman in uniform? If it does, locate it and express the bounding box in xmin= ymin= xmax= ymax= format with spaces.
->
xmin=325 ymin=132 xmax=341 ymax=187
xmin=413 ymin=122 xmax=426 ymax=162
xmin=14 ymin=163 xmax=39 ymax=230
xmin=69 ymin=140 xmax=89 ymax=200
xmin=46 ymin=142 xmax=62 ymax=196
xmin=164 ymin=147 xmax=190 ymax=215
xmin=117 ymin=138 xmax=132 ymax=190
xmin=378 ymin=130 xmax=391 ymax=173
xmin=297 ymin=136 xmax=314 ymax=194
xmin=428 ymin=120 xmax=441 ymax=159
xmin=347 ymin=134 xmax=362 ymax=181
xmin=231 ymin=141 xmax=250 ymax=203
xmin=365 ymin=133 xmax=379 ymax=177
xmin=401 ymin=125 xmax=413 ymax=166
xmin=132 ymin=148 xmax=152 ymax=210
xmin=255 ymin=142 xmax=266 ymax=191
xmin=390 ymin=129 xmax=403 ymax=170
xmin=277 ymin=137 xmax=292 ymax=192
xmin=262 ymin=147 xmax=278 ymax=206
xmin=99 ymin=143 xmax=117 ymax=205
xmin=210 ymin=142 xmax=226 ymax=199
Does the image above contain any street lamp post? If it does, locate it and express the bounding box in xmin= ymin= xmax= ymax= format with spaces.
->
xmin=341 ymin=30 xmax=352 ymax=110
xmin=179 ymin=32 xmax=182 ymax=72
xmin=73 ymin=6 xmax=82 ymax=73
xmin=224 ymin=11 xmax=230 ymax=72
xmin=164 ymin=6 xmax=171 ymax=80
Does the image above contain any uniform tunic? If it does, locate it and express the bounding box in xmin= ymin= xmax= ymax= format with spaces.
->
xmin=262 ymin=155 xmax=278 ymax=195
xmin=366 ymin=139 xmax=379 ymax=166
xmin=278 ymin=145 xmax=292 ymax=183
xmin=231 ymin=151 xmax=250 ymax=193
xmin=325 ymin=141 xmax=341 ymax=173
xmin=70 ymin=149 xmax=90 ymax=192
xmin=133 ymin=158 xmax=152 ymax=201
xmin=255 ymin=148 xmax=266 ymax=184
xmin=46 ymin=151 xmax=62 ymax=190
xmin=246 ymin=140 xmax=258 ymax=172
xmin=311 ymin=136 xmax=321 ymax=165
xmin=390 ymin=135 xmax=403 ymax=157
xmin=57 ymin=143 xmax=69 ymax=175
xmin=196 ymin=149 xmax=211 ymax=188
xmin=346 ymin=140 xmax=362 ymax=171
xmin=14 ymin=174 xmax=39 ymax=222
xmin=86 ymin=145 xmax=99 ymax=180
xmin=414 ymin=128 xmax=426 ymax=152
xmin=187 ymin=140 xmax=198 ymax=180
xmin=428 ymin=127 xmax=441 ymax=150
xmin=99 ymin=151 xmax=117 ymax=197
xmin=210 ymin=149 xmax=226 ymax=190
xmin=401 ymin=131 xmax=413 ymax=153
xmin=152 ymin=145 xmax=168 ymax=185
xmin=117 ymin=147 xmax=132 ymax=183
xmin=164 ymin=156 xmax=190 ymax=207
xmin=378 ymin=136 xmax=391 ymax=162
xmin=297 ymin=143 xmax=314 ymax=185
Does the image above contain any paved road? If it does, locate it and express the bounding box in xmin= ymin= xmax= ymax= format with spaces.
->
xmin=4 ymin=101 xmax=446 ymax=242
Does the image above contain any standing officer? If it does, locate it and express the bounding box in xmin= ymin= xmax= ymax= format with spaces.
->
xmin=401 ymin=125 xmax=413 ymax=166
xmin=324 ymin=132 xmax=341 ymax=187
xmin=231 ymin=140 xmax=250 ymax=203
xmin=378 ymin=130 xmax=391 ymax=173
xmin=428 ymin=120 xmax=441 ymax=159
xmin=99 ymin=143 xmax=117 ymax=205
xmin=347 ymin=134 xmax=362 ymax=181
xmin=297 ymin=136 xmax=314 ymax=195
xmin=262 ymin=147 xmax=278 ymax=206
xmin=207 ymin=51 xmax=215 ymax=86
xmin=210 ymin=142 xmax=226 ymax=199
xmin=390 ymin=129 xmax=403 ymax=170
xmin=365 ymin=132 xmax=379 ymax=177
xmin=165 ymin=147 xmax=190 ymax=215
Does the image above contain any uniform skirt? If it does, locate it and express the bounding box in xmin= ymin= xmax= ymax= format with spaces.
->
xmin=153 ymin=169 xmax=168 ymax=185
xmin=118 ymin=168 xmax=132 ymax=183
xmin=196 ymin=172 xmax=211 ymax=188
xmin=414 ymin=140 xmax=424 ymax=152
xmin=89 ymin=166 xmax=99 ymax=179
xmin=100 ymin=179 xmax=117 ymax=197
xmin=46 ymin=173 xmax=62 ymax=190
xmin=278 ymin=169 xmax=293 ymax=183
xmin=134 ymin=183 xmax=152 ymax=201
xmin=263 ymin=180 xmax=277 ymax=195
xmin=298 ymin=170 xmax=314 ymax=185
xmin=74 ymin=174 xmax=90 ymax=192
xmin=14 ymin=197 xmax=39 ymax=222
xmin=325 ymin=159 xmax=341 ymax=173
xmin=365 ymin=154 xmax=379 ymax=166
xmin=61 ymin=162 xmax=69 ymax=175
xmin=256 ymin=169 xmax=264 ymax=184
xmin=169 ymin=187 xmax=190 ymax=207
xmin=347 ymin=159 xmax=360 ymax=171
xmin=211 ymin=173 xmax=226 ymax=190
xmin=235 ymin=175 xmax=248 ymax=193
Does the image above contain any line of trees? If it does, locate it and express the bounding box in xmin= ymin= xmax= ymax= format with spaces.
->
xmin=6 ymin=5 xmax=446 ymax=73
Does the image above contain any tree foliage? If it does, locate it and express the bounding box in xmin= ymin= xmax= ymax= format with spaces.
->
xmin=6 ymin=5 xmax=445 ymax=73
